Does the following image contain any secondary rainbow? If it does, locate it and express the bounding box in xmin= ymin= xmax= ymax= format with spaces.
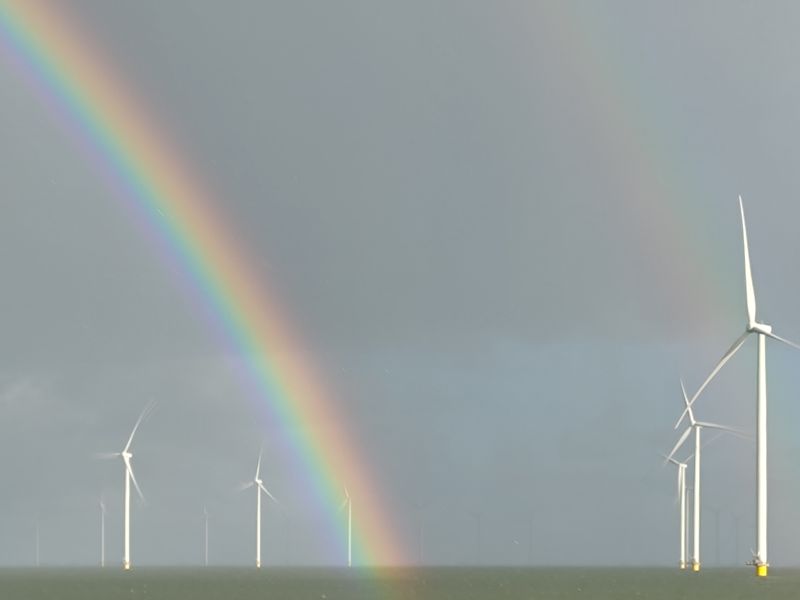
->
xmin=0 ymin=0 xmax=405 ymax=565
xmin=529 ymin=3 xmax=742 ymax=325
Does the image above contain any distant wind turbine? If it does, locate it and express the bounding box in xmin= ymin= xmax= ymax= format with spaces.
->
xmin=468 ymin=510 xmax=483 ymax=566
xmin=240 ymin=451 xmax=277 ymax=568
xmin=664 ymin=454 xmax=689 ymax=569
xmin=339 ymin=488 xmax=352 ymax=567
xmin=677 ymin=197 xmax=800 ymax=577
xmin=204 ymin=507 xmax=209 ymax=567
xmin=100 ymin=498 xmax=106 ymax=568
xmin=98 ymin=400 xmax=155 ymax=570
xmin=669 ymin=380 xmax=743 ymax=572
xmin=412 ymin=500 xmax=427 ymax=565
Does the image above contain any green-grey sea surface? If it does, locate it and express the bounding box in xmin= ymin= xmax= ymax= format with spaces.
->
xmin=0 ymin=567 xmax=796 ymax=599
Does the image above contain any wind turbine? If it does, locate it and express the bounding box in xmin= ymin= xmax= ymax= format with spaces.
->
xmin=339 ymin=487 xmax=352 ymax=567
xmin=664 ymin=454 xmax=689 ymax=569
xmin=98 ymin=400 xmax=155 ymax=570
xmin=100 ymin=498 xmax=106 ymax=568
xmin=35 ymin=520 xmax=39 ymax=567
xmin=668 ymin=380 xmax=742 ymax=572
xmin=677 ymin=197 xmax=800 ymax=577
xmin=204 ymin=507 xmax=209 ymax=567
xmin=241 ymin=451 xmax=277 ymax=568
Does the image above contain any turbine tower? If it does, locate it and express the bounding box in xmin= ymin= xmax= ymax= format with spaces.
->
xmin=99 ymin=400 xmax=154 ymax=570
xmin=668 ymin=380 xmax=741 ymax=572
xmin=241 ymin=451 xmax=277 ymax=568
xmin=664 ymin=454 xmax=689 ymax=569
xmin=678 ymin=197 xmax=800 ymax=577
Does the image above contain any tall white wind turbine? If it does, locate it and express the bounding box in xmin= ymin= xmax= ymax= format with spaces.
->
xmin=677 ymin=197 xmax=800 ymax=577
xmin=241 ymin=452 xmax=278 ymax=568
xmin=99 ymin=400 xmax=155 ymax=570
xmin=339 ymin=488 xmax=352 ymax=567
xmin=664 ymin=455 xmax=689 ymax=569
xmin=668 ymin=380 xmax=742 ymax=572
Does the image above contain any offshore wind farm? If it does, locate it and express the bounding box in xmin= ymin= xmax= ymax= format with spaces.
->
xmin=5 ymin=1 xmax=800 ymax=599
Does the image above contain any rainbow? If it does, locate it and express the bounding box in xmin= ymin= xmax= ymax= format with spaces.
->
xmin=0 ymin=0 xmax=404 ymax=565
xmin=531 ymin=3 xmax=741 ymax=326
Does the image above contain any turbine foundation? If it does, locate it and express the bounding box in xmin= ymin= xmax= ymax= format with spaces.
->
xmin=756 ymin=564 xmax=768 ymax=577
xmin=691 ymin=562 xmax=700 ymax=572
xmin=123 ymin=561 xmax=131 ymax=571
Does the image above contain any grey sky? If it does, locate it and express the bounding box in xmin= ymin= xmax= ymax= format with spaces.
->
xmin=2 ymin=1 xmax=800 ymax=566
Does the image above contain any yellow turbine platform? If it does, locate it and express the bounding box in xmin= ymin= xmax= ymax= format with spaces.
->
xmin=692 ymin=563 xmax=700 ymax=572
xmin=756 ymin=564 xmax=768 ymax=577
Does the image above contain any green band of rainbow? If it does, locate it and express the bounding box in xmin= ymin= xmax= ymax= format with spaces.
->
xmin=0 ymin=0 xmax=404 ymax=566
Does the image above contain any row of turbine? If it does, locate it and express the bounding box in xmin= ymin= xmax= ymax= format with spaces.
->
xmin=663 ymin=197 xmax=799 ymax=577
xmin=97 ymin=400 xmax=353 ymax=570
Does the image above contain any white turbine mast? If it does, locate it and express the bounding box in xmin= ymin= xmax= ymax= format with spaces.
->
xmin=668 ymin=380 xmax=743 ymax=573
xmin=677 ymin=197 xmax=799 ymax=577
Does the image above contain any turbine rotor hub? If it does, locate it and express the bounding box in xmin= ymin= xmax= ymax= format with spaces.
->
xmin=750 ymin=322 xmax=772 ymax=335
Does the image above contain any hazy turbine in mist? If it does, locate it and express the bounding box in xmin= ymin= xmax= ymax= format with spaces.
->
xmin=668 ymin=381 xmax=741 ymax=572
xmin=339 ymin=487 xmax=352 ymax=567
xmin=99 ymin=498 xmax=106 ymax=568
xmin=664 ymin=454 xmax=689 ymax=570
xmin=98 ymin=400 xmax=155 ymax=570
xmin=203 ymin=507 xmax=209 ymax=567
xmin=240 ymin=451 xmax=277 ymax=568
xmin=678 ymin=197 xmax=800 ymax=577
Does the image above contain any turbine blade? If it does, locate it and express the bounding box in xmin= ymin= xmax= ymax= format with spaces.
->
xmin=255 ymin=450 xmax=263 ymax=480
xmin=679 ymin=378 xmax=695 ymax=426
xmin=740 ymin=196 xmax=757 ymax=326
xmin=766 ymin=331 xmax=800 ymax=351
xmin=660 ymin=453 xmax=680 ymax=467
xmin=124 ymin=399 xmax=156 ymax=453
xmin=674 ymin=332 xmax=749 ymax=429
xmin=338 ymin=497 xmax=348 ymax=512
xmin=124 ymin=456 xmax=145 ymax=503
xmin=698 ymin=430 xmax=725 ymax=454
xmin=236 ymin=481 xmax=254 ymax=493
xmin=665 ymin=427 xmax=693 ymax=464
xmin=93 ymin=452 xmax=120 ymax=460
xmin=697 ymin=422 xmax=750 ymax=437
xmin=258 ymin=482 xmax=278 ymax=504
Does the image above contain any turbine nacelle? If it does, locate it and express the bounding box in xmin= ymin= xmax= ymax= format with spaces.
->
xmin=749 ymin=322 xmax=772 ymax=335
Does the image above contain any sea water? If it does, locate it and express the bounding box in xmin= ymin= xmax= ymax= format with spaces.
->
xmin=0 ymin=567 xmax=793 ymax=599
